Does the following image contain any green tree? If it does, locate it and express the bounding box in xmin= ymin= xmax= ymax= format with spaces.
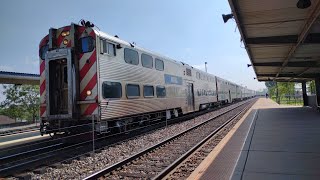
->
xmin=0 ymin=84 xmax=40 ymax=122
xmin=265 ymin=82 xmax=295 ymax=104
xmin=265 ymin=81 xmax=277 ymax=97
xmin=19 ymin=85 xmax=40 ymax=122
xmin=1 ymin=85 xmax=24 ymax=121
xmin=277 ymin=82 xmax=295 ymax=101
xmin=265 ymin=81 xmax=276 ymax=89
xmin=308 ymin=80 xmax=316 ymax=94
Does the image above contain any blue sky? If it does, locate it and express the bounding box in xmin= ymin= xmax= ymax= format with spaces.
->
xmin=0 ymin=0 xmax=265 ymax=92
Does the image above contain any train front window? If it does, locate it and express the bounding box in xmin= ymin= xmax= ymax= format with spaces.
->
xmin=80 ymin=36 xmax=94 ymax=53
xmin=102 ymin=81 xmax=122 ymax=99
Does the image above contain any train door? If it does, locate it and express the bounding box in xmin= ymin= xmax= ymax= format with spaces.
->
xmin=49 ymin=60 xmax=68 ymax=114
xmin=229 ymin=90 xmax=231 ymax=103
xmin=46 ymin=48 xmax=77 ymax=119
xmin=186 ymin=82 xmax=195 ymax=112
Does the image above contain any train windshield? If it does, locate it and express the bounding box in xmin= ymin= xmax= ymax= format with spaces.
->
xmin=80 ymin=36 xmax=94 ymax=53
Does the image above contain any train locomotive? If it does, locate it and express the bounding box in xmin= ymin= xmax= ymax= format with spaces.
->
xmin=39 ymin=21 xmax=255 ymax=135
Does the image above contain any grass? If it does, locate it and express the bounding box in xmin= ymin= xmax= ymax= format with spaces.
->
xmin=270 ymin=96 xmax=303 ymax=106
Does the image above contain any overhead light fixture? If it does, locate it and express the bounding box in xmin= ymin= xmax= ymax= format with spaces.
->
xmin=297 ymin=0 xmax=311 ymax=9
xmin=222 ymin=14 xmax=234 ymax=23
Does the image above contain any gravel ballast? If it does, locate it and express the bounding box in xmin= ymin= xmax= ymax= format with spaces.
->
xmin=30 ymin=101 xmax=249 ymax=179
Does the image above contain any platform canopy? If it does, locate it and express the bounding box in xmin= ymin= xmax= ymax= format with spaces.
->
xmin=228 ymin=0 xmax=320 ymax=82
xmin=0 ymin=71 xmax=40 ymax=85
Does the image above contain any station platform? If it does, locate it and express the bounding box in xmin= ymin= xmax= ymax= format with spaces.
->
xmin=0 ymin=123 xmax=38 ymax=133
xmin=188 ymin=98 xmax=320 ymax=180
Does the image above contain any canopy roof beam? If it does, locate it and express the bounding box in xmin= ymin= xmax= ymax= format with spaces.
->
xmin=246 ymin=33 xmax=320 ymax=44
xmin=275 ymin=1 xmax=320 ymax=78
xmin=257 ymin=73 xmax=320 ymax=78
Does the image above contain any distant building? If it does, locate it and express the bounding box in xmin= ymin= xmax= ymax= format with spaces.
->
xmin=0 ymin=115 xmax=15 ymax=125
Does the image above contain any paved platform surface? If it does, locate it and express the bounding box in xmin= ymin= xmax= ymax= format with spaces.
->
xmin=0 ymin=123 xmax=38 ymax=132
xmin=188 ymin=98 xmax=320 ymax=180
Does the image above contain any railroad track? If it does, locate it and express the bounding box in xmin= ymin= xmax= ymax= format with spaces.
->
xmin=83 ymin=99 xmax=256 ymax=180
xmin=1 ymin=99 xmax=254 ymax=179
xmin=0 ymin=102 xmax=229 ymax=178
xmin=159 ymin=100 xmax=255 ymax=179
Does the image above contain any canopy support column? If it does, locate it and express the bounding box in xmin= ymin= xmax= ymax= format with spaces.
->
xmin=302 ymin=81 xmax=308 ymax=106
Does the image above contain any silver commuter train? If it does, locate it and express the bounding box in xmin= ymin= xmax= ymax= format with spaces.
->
xmin=38 ymin=21 xmax=255 ymax=135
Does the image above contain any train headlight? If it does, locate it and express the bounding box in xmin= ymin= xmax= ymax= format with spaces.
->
xmin=61 ymin=31 xmax=70 ymax=37
xmin=63 ymin=39 xmax=69 ymax=45
xmin=86 ymin=90 xmax=92 ymax=96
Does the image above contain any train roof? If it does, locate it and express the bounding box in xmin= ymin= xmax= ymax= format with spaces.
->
xmin=95 ymin=30 xmax=183 ymax=66
xmin=94 ymin=28 xmax=252 ymax=91
xmin=96 ymin=30 xmax=214 ymax=73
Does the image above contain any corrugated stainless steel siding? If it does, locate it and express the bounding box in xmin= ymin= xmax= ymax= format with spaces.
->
xmin=97 ymin=46 xmax=189 ymax=119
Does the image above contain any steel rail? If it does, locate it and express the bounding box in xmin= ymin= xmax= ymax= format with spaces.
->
xmin=0 ymin=101 xmax=236 ymax=178
xmin=83 ymin=99 xmax=254 ymax=180
xmin=153 ymin=101 xmax=252 ymax=180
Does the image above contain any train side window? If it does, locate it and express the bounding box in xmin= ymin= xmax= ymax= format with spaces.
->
xmin=143 ymin=85 xmax=154 ymax=97
xmin=141 ymin=53 xmax=153 ymax=69
xmin=102 ymin=81 xmax=122 ymax=99
xmin=80 ymin=36 xmax=94 ymax=53
xmin=126 ymin=84 xmax=140 ymax=98
xmin=100 ymin=39 xmax=116 ymax=56
xmin=124 ymin=48 xmax=139 ymax=65
xmin=156 ymin=86 xmax=166 ymax=98
xmin=155 ymin=58 xmax=164 ymax=71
